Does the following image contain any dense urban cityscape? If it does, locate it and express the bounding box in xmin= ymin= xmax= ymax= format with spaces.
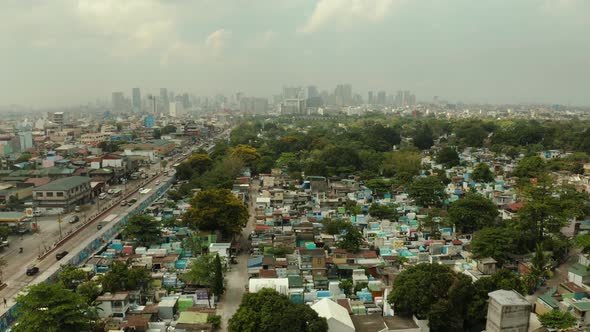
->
xmin=3 ymin=1 xmax=590 ymax=332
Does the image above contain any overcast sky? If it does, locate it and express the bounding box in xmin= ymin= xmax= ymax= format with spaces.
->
xmin=1 ymin=0 xmax=589 ymax=107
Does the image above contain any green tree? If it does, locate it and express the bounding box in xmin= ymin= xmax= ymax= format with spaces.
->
xmin=122 ymin=214 xmax=161 ymax=246
xmin=13 ymin=283 xmax=90 ymax=332
xmin=574 ymin=234 xmax=590 ymax=253
xmin=100 ymin=261 xmax=151 ymax=293
xmin=538 ymin=310 xmax=577 ymax=329
xmin=0 ymin=225 xmax=11 ymax=239
xmin=176 ymin=153 xmax=213 ymax=180
xmin=161 ymin=124 xmax=177 ymax=135
xmin=413 ymin=124 xmax=434 ymax=150
xmin=436 ymin=147 xmax=460 ymax=168
xmin=321 ymin=218 xmax=348 ymax=235
xmin=471 ymin=163 xmax=495 ymax=183
xmin=382 ymin=149 xmax=422 ymax=183
xmin=447 ymin=194 xmax=499 ymax=233
xmin=183 ymin=189 xmax=249 ymax=238
xmin=364 ymin=178 xmax=393 ymax=197
xmin=212 ymin=254 xmax=225 ymax=297
xmin=387 ymin=264 xmax=457 ymax=319
xmin=470 ymin=227 xmax=518 ymax=264
xmin=339 ymin=279 xmax=353 ymax=296
xmin=58 ymin=266 xmax=87 ymax=290
xmin=337 ymin=224 xmax=364 ymax=253
xmin=514 ymin=155 xmax=546 ymax=179
xmin=231 ymin=144 xmax=260 ymax=167
xmin=368 ymin=204 xmax=398 ymax=221
xmin=207 ymin=314 xmax=222 ymax=331
xmin=76 ymin=281 xmax=101 ymax=305
xmin=228 ymin=288 xmax=328 ymax=332
xmin=197 ymin=156 xmax=245 ymax=189
xmin=407 ymin=176 xmax=447 ymax=208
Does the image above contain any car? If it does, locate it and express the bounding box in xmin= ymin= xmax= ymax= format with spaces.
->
xmin=68 ymin=216 xmax=80 ymax=224
xmin=74 ymin=205 xmax=81 ymax=212
xmin=97 ymin=224 xmax=103 ymax=230
xmin=120 ymin=200 xmax=127 ymax=207
xmin=128 ymin=198 xmax=138 ymax=205
xmin=155 ymin=180 xmax=160 ymax=185
xmin=107 ymin=189 xmax=115 ymax=194
xmin=99 ymin=192 xmax=107 ymax=200
xmin=56 ymin=251 xmax=68 ymax=260
xmin=26 ymin=266 xmax=39 ymax=276
xmin=139 ymin=187 xmax=144 ymax=192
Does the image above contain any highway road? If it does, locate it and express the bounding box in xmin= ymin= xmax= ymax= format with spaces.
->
xmin=0 ymin=128 xmax=232 ymax=316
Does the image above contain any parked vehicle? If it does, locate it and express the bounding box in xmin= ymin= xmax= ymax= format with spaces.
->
xmin=68 ymin=216 xmax=80 ymax=224
xmin=128 ymin=198 xmax=137 ymax=205
xmin=99 ymin=192 xmax=107 ymax=200
xmin=56 ymin=251 xmax=68 ymax=260
xmin=0 ymin=238 xmax=9 ymax=248
xmin=26 ymin=266 xmax=39 ymax=276
xmin=74 ymin=205 xmax=81 ymax=212
xmin=120 ymin=200 xmax=127 ymax=207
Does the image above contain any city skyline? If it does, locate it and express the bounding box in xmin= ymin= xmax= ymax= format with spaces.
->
xmin=1 ymin=0 xmax=590 ymax=107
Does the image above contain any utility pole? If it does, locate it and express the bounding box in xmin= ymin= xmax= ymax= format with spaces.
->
xmin=57 ymin=214 xmax=63 ymax=240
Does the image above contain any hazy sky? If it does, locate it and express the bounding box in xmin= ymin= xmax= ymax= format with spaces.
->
xmin=1 ymin=0 xmax=589 ymax=107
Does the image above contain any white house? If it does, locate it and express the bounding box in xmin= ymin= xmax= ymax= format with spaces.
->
xmin=311 ymin=298 xmax=355 ymax=332
xmin=96 ymin=292 xmax=131 ymax=318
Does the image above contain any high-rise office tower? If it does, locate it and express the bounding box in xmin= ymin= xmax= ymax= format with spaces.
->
xmin=368 ymin=91 xmax=374 ymax=105
xmin=307 ymin=85 xmax=319 ymax=99
xmin=160 ymin=88 xmax=169 ymax=113
xmin=112 ymin=92 xmax=125 ymax=112
xmin=334 ymin=84 xmax=352 ymax=105
xmin=377 ymin=91 xmax=387 ymax=105
xmin=283 ymin=86 xmax=302 ymax=99
xmin=132 ymin=88 xmax=141 ymax=112
xmin=182 ymin=93 xmax=191 ymax=109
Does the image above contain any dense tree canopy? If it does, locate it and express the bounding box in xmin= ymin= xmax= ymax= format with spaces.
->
xmin=229 ymin=288 xmax=328 ymax=332
xmin=123 ymin=214 xmax=161 ymax=246
xmin=407 ymin=176 xmax=447 ymax=208
xmin=183 ymin=189 xmax=249 ymax=238
xmin=100 ymin=261 xmax=151 ymax=293
xmin=14 ymin=283 xmax=91 ymax=332
xmin=448 ymin=194 xmax=499 ymax=233
xmin=471 ymin=163 xmax=495 ymax=183
xmin=436 ymin=147 xmax=460 ymax=168
xmin=538 ymin=310 xmax=577 ymax=329
xmin=470 ymin=227 xmax=518 ymax=264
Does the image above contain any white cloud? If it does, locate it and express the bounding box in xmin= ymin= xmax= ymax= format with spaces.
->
xmin=160 ymin=29 xmax=232 ymax=66
xmin=300 ymin=0 xmax=399 ymax=33
xmin=250 ymin=30 xmax=279 ymax=49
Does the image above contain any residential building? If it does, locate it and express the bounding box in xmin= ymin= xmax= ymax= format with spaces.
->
xmin=311 ymin=298 xmax=355 ymax=332
xmin=96 ymin=292 xmax=131 ymax=318
xmin=81 ymin=132 xmax=110 ymax=145
xmin=33 ymin=176 xmax=92 ymax=211
xmin=47 ymin=112 xmax=66 ymax=127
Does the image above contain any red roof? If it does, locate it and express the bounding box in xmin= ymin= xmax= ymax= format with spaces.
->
xmin=452 ymin=239 xmax=463 ymax=245
xmin=507 ymin=202 xmax=524 ymax=212
xmin=255 ymin=225 xmax=273 ymax=232
xmin=259 ymin=269 xmax=277 ymax=278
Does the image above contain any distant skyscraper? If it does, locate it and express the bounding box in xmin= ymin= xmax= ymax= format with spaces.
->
xmin=334 ymin=84 xmax=352 ymax=105
xmin=182 ymin=93 xmax=191 ymax=109
xmin=395 ymin=90 xmax=404 ymax=107
xmin=283 ymin=86 xmax=302 ymax=99
xmin=112 ymin=92 xmax=125 ymax=112
xmin=307 ymin=86 xmax=319 ymax=99
xmin=368 ymin=91 xmax=374 ymax=105
xmin=377 ymin=91 xmax=387 ymax=105
xmin=132 ymin=88 xmax=141 ymax=112
xmin=169 ymin=102 xmax=184 ymax=117
xmin=160 ymin=88 xmax=169 ymax=114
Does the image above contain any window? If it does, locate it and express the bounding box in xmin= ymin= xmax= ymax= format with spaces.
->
xmin=46 ymin=192 xmax=54 ymax=197
xmin=36 ymin=192 xmax=43 ymax=198
xmin=56 ymin=192 xmax=64 ymax=197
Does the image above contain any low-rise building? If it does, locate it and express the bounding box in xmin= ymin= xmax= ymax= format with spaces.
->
xmin=33 ymin=176 xmax=92 ymax=211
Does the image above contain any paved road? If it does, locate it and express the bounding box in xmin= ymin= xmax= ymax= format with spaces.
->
xmin=0 ymin=167 xmax=168 ymax=313
xmin=218 ymin=180 xmax=258 ymax=331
